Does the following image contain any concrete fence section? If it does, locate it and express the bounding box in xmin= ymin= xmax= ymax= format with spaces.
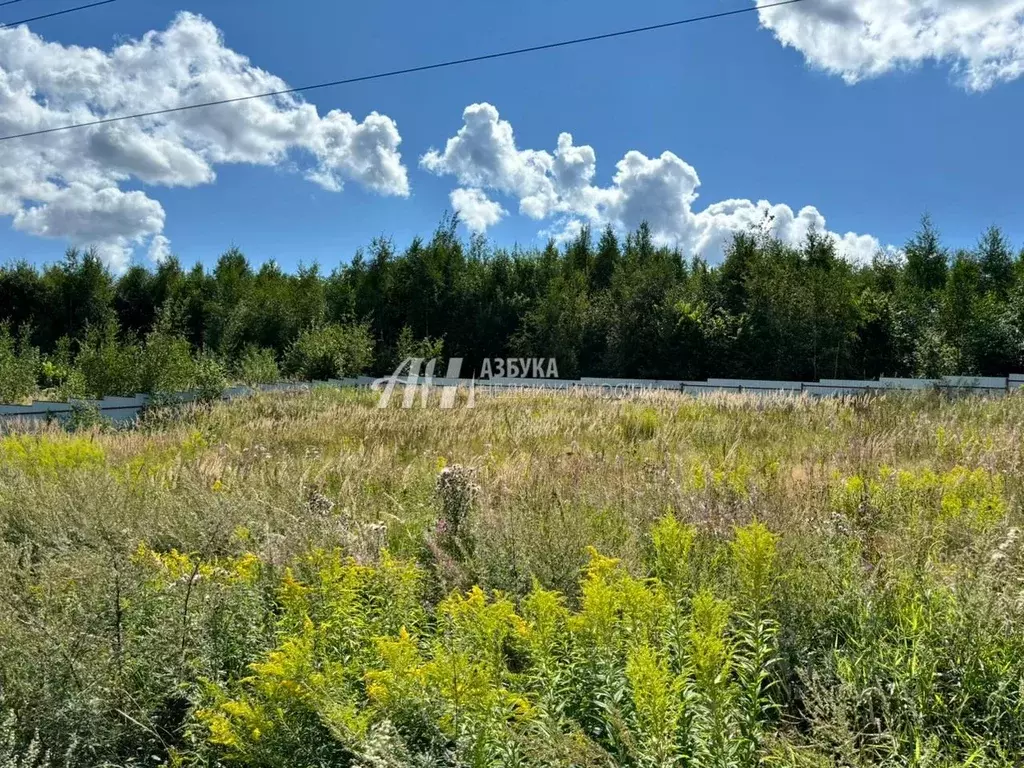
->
xmin=579 ymin=378 xmax=684 ymax=392
xmin=803 ymin=384 xmax=872 ymax=397
xmin=2 ymin=373 xmax=1022 ymax=424
xmin=708 ymin=379 xmax=804 ymax=392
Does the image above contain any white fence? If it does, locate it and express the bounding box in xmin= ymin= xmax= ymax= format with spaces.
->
xmin=1 ymin=373 xmax=1022 ymax=426
xmin=0 ymin=379 xmax=363 ymax=425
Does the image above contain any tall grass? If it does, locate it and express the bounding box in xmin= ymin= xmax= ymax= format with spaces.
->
xmin=1 ymin=388 xmax=1023 ymax=766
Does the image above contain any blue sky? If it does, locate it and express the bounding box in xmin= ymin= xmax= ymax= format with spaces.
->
xmin=1 ymin=0 xmax=1023 ymax=272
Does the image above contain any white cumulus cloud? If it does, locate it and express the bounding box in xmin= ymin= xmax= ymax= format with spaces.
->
xmin=754 ymin=0 xmax=1024 ymax=91
xmin=450 ymin=188 xmax=507 ymax=233
xmin=0 ymin=13 xmax=409 ymax=269
xmin=423 ymin=103 xmax=886 ymax=264
xmin=147 ymin=234 xmax=172 ymax=265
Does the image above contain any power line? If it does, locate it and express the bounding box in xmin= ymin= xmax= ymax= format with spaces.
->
xmin=0 ymin=0 xmax=118 ymax=28
xmin=0 ymin=0 xmax=809 ymax=143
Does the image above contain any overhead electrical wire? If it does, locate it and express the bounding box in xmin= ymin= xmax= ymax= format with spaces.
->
xmin=0 ymin=0 xmax=117 ymax=28
xmin=0 ymin=0 xmax=810 ymax=143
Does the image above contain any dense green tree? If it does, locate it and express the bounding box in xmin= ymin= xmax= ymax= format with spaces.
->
xmin=515 ymin=271 xmax=590 ymax=378
xmin=904 ymin=215 xmax=948 ymax=294
xmin=591 ymin=225 xmax=620 ymax=292
xmin=1 ymin=213 xmax=1023 ymax=399
xmin=977 ymin=225 xmax=1015 ymax=297
xmin=941 ymin=251 xmax=984 ymax=371
xmin=115 ymin=264 xmax=158 ymax=337
xmin=0 ymin=261 xmax=45 ymax=336
xmin=38 ymin=248 xmax=116 ymax=348
xmin=605 ymin=239 xmax=684 ymax=379
xmin=802 ymin=230 xmax=860 ymax=379
xmin=564 ymin=225 xmax=593 ymax=279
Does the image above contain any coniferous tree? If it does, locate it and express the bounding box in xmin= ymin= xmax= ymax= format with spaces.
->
xmin=977 ymin=225 xmax=1015 ymax=298
xmin=904 ymin=215 xmax=948 ymax=294
xmin=1 ymin=212 xmax=1023 ymax=396
xmin=40 ymin=248 xmax=116 ymax=348
xmin=591 ymin=225 xmax=620 ymax=292
xmin=0 ymin=261 xmax=45 ymax=337
xmin=564 ymin=225 xmax=593 ymax=279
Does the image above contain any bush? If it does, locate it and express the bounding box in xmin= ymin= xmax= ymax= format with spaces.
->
xmin=393 ymin=325 xmax=445 ymax=371
xmin=39 ymin=338 xmax=88 ymax=401
xmin=38 ymin=337 xmax=74 ymax=390
xmin=1 ymin=708 xmax=69 ymax=768
xmin=75 ymin=322 xmax=142 ymax=397
xmin=193 ymin=351 xmax=227 ymax=404
xmin=65 ymin=402 xmax=107 ymax=432
xmin=140 ymin=329 xmax=196 ymax=395
xmin=285 ymin=323 xmax=374 ymax=381
xmin=194 ymin=528 xmax=778 ymax=767
xmin=236 ymin=345 xmax=280 ymax=386
xmin=0 ymin=326 xmax=38 ymax=404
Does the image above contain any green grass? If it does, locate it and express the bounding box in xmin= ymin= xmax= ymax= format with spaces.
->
xmin=1 ymin=388 xmax=1023 ymax=767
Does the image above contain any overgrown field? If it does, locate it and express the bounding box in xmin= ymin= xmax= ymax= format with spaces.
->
xmin=2 ymin=389 xmax=1024 ymax=767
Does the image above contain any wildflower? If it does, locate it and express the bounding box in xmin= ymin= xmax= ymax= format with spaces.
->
xmin=306 ymin=488 xmax=335 ymax=517
xmin=435 ymin=464 xmax=479 ymax=541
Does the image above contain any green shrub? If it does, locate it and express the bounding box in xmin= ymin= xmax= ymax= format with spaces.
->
xmin=55 ymin=368 xmax=87 ymax=401
xmin=193 ymin=351 xmax=227 ymax=404
xmin=38 ymin=337 xmax=75 ymax=390
xmin=194 ymin=527 xmax=790 ymax=767
xmin=75 ymin=321 xmax=142 ymax=397
xmin=140 ymin=329 xmax=195 ymax=395
xmin=39 ymin=337 xmax=87 ymax=400
xmin=393 ymin=325 xmax=445 ymax=370
xmin=1 ymin=708 xmax=73 ymax=768
xmin=285 ymin=323 xmax=374 ymax=380
xmin=0 ymin=326 xmax=39 ymax=404
xmin=0 ymin=434 xmax=105 ymax=476
xmin=65 ymin=402 xmax=107 ymax=432
xmin=235 ymin=345 xmax=280 ymax=386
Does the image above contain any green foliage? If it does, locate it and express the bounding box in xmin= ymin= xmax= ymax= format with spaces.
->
xmin=0 ymin=326 xmax=38 ymax=404
xmin=0 ymin=434 xmax=105 ymax=476
xmin=1 ymin=709 xmax=75 ymax=768
xmin=35 ymin=248 xmax=116 ymax=350
xmin=192 ymin=540 xmax=790 ymax=767
xmin=905 ymin=215 xmax=949 ymax=294
xmin=977 ymin=225 xmax=1015 ymax=297
xmin=651 ymin=515 xmax=696 ymax=596
xmin=140 ymin=328 xmax=196 ymax=396
xmin=38 ymin=337 xmax=80 ymax=397
xmin=3 ymin=331 xmax=1024 ymax=766
xmin=626 ymin=643 xmax=686 ymax=767
xmin=235 ymin=345 xmax=280 ymax=386
xmin=620 ymin=406 xmax=659 ymax=442
xmin=285 ymin=323 xmax=375 ymax=380
xmin=731 ymin=522 xmax=779 ymax=765
xmin=75 ymin=321 xmax=143 ymax=397
xmin=65 ymin=402 xmax=107 ymax=432
xmin=394 ymin=326 xmax=444 ymax=370
xmin=3 ymin=215 xmax=1024 ymax=402
xmin=193 ymin=351 xmax=227 ymax=403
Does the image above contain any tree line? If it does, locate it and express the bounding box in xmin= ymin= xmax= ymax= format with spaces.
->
xmin=1 ymin=212 xmax=1023 ymax=401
